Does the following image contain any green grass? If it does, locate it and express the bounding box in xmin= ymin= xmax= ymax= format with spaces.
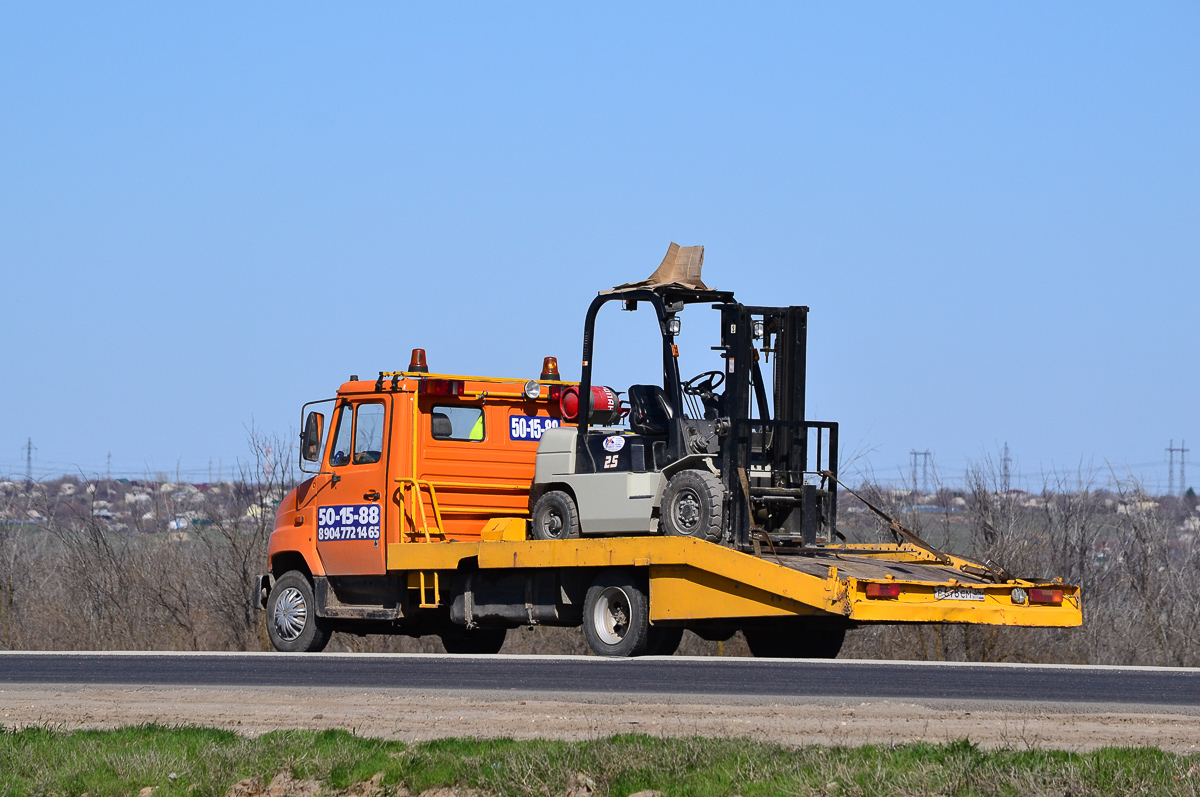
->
xmin=2 ymin=726 xmax=1199 ymax=797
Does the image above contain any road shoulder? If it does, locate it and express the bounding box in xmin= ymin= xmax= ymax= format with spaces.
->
xmin=2 ymin=685 xmax=1198 ymax=752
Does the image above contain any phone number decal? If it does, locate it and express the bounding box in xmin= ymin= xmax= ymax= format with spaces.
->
xmin=317 ymin=504 xmax=380 ymax=541
xmin=509 ymin=414 xmax=561 ymax=441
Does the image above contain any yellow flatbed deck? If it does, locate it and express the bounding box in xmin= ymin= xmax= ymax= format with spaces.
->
xmin=387 ymin=537 xmax=1082 ymax=628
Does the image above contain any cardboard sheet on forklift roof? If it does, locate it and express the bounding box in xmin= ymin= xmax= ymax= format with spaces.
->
xmin=610 ymin=242 xmax=711 ymax=292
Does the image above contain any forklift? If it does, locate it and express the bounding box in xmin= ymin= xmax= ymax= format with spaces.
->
xmin=529 ymin=242 xmax=839 ymax=553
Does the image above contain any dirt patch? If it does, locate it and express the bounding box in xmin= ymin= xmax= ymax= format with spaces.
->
xmin=1 ymin=685 xmax=1199 ymax=752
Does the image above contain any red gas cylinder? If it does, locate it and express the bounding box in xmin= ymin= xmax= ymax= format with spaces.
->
xmin=559 ymin=385 xmax=620 ymax=425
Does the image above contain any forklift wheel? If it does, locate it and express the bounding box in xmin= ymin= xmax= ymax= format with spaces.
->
xmin=661 ymin=469 xmax=724 ymax=542
xmin=266 ymin=571 xmax=332 ymax=653
xmin=531 ymin=490 xmax=582 ymax=540
xmin=583 ymin=569 xmax=652 ymax=657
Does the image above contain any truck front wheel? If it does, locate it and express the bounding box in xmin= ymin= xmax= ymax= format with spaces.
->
xmin=266 ymin=571 xmax=332 ymax=653
xmin=583 ymin=569 xmax=651 ymax=657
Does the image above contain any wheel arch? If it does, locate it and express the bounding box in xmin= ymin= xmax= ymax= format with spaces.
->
xmin=528 ymin=481 xmax=578 ymax=510
xmin=271 ymin=551 xmax=314 ymax=581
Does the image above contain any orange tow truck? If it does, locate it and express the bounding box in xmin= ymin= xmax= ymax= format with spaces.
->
xmin=254 ymin=245 xmax=1081 ymax=656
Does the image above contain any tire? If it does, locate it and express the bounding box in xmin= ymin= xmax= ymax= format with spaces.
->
xmin=660 ymin=469 xmax=724 ymax=542
xmin=440 ymin=626 xmax=507 ymax=654
xmin=692 ymin=624 xmax=737 ymax=643
xmin=266 ymin=571 xmax=332 ymax=653
xmin=744 ymin=623 xmax=845 ymax=659
xmin=531 ymin=490 xmax=581 ymax=541
xmin=645 ymin=625 xmax=684 ymax=656
xmin=583 ymin=569 xmax=651 ymax=657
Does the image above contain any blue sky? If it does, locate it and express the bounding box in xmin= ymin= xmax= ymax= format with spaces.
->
xmin=1 ymin=4 xmax=1196 ymax=491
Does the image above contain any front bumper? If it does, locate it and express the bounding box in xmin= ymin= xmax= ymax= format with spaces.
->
xmin=252 ymin=574 xmax=274 ymax=610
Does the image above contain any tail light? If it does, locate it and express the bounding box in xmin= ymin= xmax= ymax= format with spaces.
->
xmin=420 ymin=379 xmax=464 ymax=396
xmin=1029 ymin=588 xmax=1064 ymax=606
xmin=866 ymin=582 xmax=901 ymax=599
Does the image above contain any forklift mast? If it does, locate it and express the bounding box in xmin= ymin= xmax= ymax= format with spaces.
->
xmin=574 ymin=285 xmax=839 ymax=551
xmin=718 ymin=302 xmax=839 ymax=550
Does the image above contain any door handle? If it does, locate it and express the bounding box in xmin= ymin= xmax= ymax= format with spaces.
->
xmin=363 ymin=491 xmax=380 ymax=501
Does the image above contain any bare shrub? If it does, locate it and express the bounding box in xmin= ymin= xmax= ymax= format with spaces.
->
xmin=842 ymin=458 xmax=1200 ymax=666
xmin=0 ymin=444 xmax=1198 ymax=663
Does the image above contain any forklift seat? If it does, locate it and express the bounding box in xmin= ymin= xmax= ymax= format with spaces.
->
xmin=627 ymin=385 xmax=673 ymax=436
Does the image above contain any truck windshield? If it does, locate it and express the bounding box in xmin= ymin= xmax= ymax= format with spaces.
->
xmin=329 ymin=404 xmax=353 ymax=467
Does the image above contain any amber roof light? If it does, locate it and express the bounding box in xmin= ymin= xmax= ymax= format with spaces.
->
xmin=409 ymin=348 xmax=429 ymax=373
xmin=541 ymin=356 xmax=560 ymax=381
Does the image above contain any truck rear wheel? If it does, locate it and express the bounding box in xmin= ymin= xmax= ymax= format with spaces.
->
xmin=583 ymin=569 xmax=651 ymax=657
xmin=744 ymin=623 xmax=845 ymax=659
xmin=531 ymin=490 xmax=581 ymax=540
xmin=440 ymin=627 xmax=507 ymax=654
xmin=645 ymin=625 xmax=684 ymax=656
xmin=266 ymin=571 xmax=332 ymax=653
xmin=661 ymin=469 xmax=723 ymax=542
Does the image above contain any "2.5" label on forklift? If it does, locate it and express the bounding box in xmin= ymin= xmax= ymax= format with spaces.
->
xmin=509 ymin=414 xmax=562 ymax=441
xmin=317 ymin=504 xmax=381 ymax=541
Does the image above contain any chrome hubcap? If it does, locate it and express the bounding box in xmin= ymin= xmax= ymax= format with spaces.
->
xmin=273 ymin=586 xmax=308 ymax=641
xmin=593 ymin=586 xmax=631 ymax=645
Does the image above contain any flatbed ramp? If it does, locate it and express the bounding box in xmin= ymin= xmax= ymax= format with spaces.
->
xmin=386 ymin=537 xmax=1081 ymax=628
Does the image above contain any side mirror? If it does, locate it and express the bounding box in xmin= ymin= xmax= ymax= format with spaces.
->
xmin=301 ymin=411 xmax=324 ymax=462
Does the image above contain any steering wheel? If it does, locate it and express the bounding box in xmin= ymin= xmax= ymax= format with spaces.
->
xmin=682 ymin=370 xmax=725 ymax=396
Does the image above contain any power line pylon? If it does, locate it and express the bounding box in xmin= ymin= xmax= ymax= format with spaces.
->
xmin=1167 ymin=440 xmax=1189 ymax=496
xmin=909 ymin=449 xmax=932 ymax=494
xmin=24 ymin=438 xmax=34 ymax=489
xmin=1002 ymin=442 xmax=1012 ymax=493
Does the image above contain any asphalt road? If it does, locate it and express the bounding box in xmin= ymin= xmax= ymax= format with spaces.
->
xmin=1 ymin=652 xmax=1197 ymax=707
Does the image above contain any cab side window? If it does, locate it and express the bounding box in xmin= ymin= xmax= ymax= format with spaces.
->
xmin=329 ymin=404 xmax=354 ymax=467
xmin=354 ymin=404 xmax=385 ymax=464
xmin=430 ymin=405 xmax=484 ymax=441
xmin=328 ymin=402 xmax=387 ymax=467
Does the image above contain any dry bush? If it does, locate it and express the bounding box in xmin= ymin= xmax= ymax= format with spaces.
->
xmin=841 ymin=461 xmax=1200 ymax=666
xmin=1 ymin=446 xmax=1198 ymax=663
xmin=0 ymin=431 xmax=293 ymax=651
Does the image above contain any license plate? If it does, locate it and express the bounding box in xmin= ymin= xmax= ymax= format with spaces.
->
xmin=934 ymin=586 xmax=985 ymax=602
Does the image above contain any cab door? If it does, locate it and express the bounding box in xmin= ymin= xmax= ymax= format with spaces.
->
xmin=314 ymin=398 xmax=389 ymax=576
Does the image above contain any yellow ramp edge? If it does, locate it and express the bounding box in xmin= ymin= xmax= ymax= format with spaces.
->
xmin=387 ymin=537 xmax=1081 ymax=628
